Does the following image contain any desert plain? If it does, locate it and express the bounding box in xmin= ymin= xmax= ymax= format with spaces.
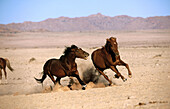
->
xmin=0 ymin=30 xmax=170 ymax=109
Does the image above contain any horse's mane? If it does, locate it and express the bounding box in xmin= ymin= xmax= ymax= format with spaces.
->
xmin=104 ymin=40 xmax=112 ymax=52
xmin=104 ymin=40 xmax=116 ymax=59
xmin=104 ymin=41 xmax=109 ymax=48
xmin=63 ymin=45 xmax=78 ymax=55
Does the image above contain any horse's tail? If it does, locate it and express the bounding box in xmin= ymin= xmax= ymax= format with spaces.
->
xmin=34 ymin=71 xmax=47 ymax=84
xmin=5 ymin=58 xmax=14 ymax=72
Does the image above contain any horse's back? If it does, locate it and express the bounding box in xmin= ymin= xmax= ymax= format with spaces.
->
xmin=43 ymin=58 xmax=61 ymax=71
xmin=43 ymin=58 xmax=70 ymax=77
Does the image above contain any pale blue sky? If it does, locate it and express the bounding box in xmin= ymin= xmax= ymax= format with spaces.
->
xmin=0 ymin=0 xmax=170 ymax=24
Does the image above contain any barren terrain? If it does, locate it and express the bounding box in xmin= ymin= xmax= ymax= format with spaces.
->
xmin=0 ymin=30 xmax=170 ymax=109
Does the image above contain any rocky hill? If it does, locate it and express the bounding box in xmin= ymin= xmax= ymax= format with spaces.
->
xmin=0 ymin=13 xmax=170 ymax=32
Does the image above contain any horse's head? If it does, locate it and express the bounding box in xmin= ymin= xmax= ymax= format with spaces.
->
xmin=106 ymin=37 xmax=119 ymax=56
xmin=65 ymin=45 xmax=89 ymax=60
xmin=73 ymin=46 xmax=89 ymax=60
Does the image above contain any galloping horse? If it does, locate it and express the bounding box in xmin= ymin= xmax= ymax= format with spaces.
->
xmin=0 ymin=57 xmax=14 ymax=84
xmin=35 ymin=45 xmax=89 ymax=90
xmin=91 ymin=37 xmax=132 ymax=85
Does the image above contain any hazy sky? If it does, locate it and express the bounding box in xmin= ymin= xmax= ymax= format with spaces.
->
xmin=0 ymin=0 xmax=170 ymax=24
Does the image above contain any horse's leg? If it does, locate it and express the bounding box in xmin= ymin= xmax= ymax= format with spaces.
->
xmin=56 ymin=77 xmax=61 ymax=85
xmin=73 ymin=71 xmax=86 ymax=90
xmin=112 ymin=66 xmax=120 ymax=78
xmin=47 ymin=71 xmax=56 ymax=85
xmin=119 ymin=60 xmax=132 ymax=78
xmin=110 ymin=66 xmax=127 ymax=82
xmin=96 ymin=68 xmax=112 ymax=85
xmin=0 ymin=68 xmax=2 ymax=84
xmin=67 ymin=77 xmax=74 ymax=90
xmin=3 ymin=68 xmax=7 ymax=83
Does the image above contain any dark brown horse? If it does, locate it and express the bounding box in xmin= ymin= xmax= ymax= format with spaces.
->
xmin=35 ymin=45 xmax=89 ymax=90
xmin=0 ymin=58 xmax=14 ymax=84
xmin=91 ymin=37 xmax=132 ymax=85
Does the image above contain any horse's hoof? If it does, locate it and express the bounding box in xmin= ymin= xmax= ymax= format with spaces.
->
xmin=109 ymin=83 xmax=113 ymax=86
xmin=82 ymin=85 xmax=87 ymax=90
xmin=114 ymin=74 xmax=119 ymax=79
xmin=68 ymin=85 xmax=73 ymax=90
xmin=128 ymin=75 xmax=132 ymax=78
xmin=50 ymin=85 xmax=53 ymax=91
xmin=123 ymin=78 xmax=127 ymax=82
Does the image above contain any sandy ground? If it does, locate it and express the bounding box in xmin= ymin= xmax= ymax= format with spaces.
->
xmin=0 ymin=30 xmax=170 ymax=109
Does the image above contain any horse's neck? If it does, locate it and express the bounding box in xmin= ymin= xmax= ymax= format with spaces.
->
xmin=102 ymin=46 xmax=116 ymax=62
xmin=104 ymin=45 xmax=116 ymax=55
xmin=66 ymin=54 xmax=76 ymax=64
xmin=105 ymin=44 xmax=111 ymax=53
xmin=60 ymin=55 xmax=76 ymax=71
xmin=66 ymin=54 xmax=77 ymax=72
xmin=103 ymin=46 xmax=110 ymax=55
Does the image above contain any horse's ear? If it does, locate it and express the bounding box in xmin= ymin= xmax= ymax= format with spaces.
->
xmin=106 ymin=38 xmax=111 ymax=43
xmin=110 ymin=37 xmax=116 ymax=41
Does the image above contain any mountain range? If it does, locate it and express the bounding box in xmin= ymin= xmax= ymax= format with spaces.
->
xmin=0 ymin=13 xmax=170 ymax=32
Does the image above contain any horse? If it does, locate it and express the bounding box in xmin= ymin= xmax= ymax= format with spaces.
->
xmin=34 ymin=45 xmax=89 ymax=90
xmin=91 ymin=37 xmax=132 ymax=85
xmin=0 ymin=57 xmax=14 ymax=84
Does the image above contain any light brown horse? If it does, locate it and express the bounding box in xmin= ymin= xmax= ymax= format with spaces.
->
xmin=35 ymin=45 xmax=89 ymax=90
xmin=0 ymin=58 xmax=14 ymax=84
xmin=91 ymin=37 xmax=132 ymax=85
